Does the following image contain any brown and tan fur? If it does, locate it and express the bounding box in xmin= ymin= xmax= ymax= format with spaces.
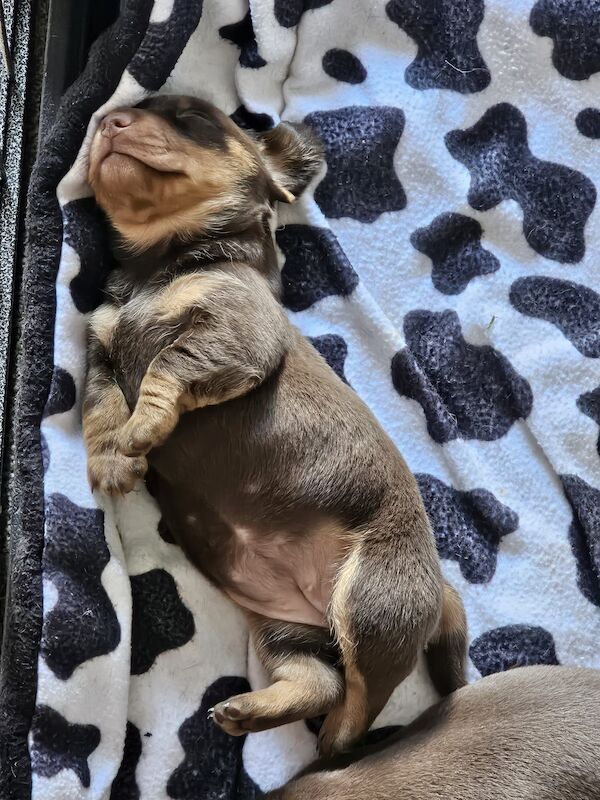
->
xmin=265 ymin=666 xmax=600 ymax=800
xmin=84 ymin=95 xmax=467 ymax=756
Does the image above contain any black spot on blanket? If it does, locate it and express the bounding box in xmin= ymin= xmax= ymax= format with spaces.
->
xmin=577 ymin=387 xmax=600 ymax=456
xmin=274 ymin=0 xmax=333 ymax=28
xmin=128 ymin=0 xmax=204 ymax=91
xmin=110 ymin=722 xmax=142 ymax=800
xmin=309 ymin=334 xmax=349 ymax=384
xmin=510 ymin=277 xmax=600 ymax=358
xmin=322 ymin=48 xmax=366 ymax=84
xmin=416 ymin=474 xmax=518 ymax=583
xmin=392 ymin=309 xmax=532 ymax=443
xmin=220 ymin=10 xmax=266 ymax=69
xmin=562 ymin=474 xmax=600 ymax=608
xmin=470 ymin=625 xmax=559 ymax=677
xmin=576 ymin=108 xmax=600 ymax=139
xmin=446 ymin=103 xmax=596 ymax=263
xmin=410 ymin=213 xmax=500 ymax=294
xmin=277 ymin=225 xmax=358 ymax=312
xmin=30 ymin=705 xmax=100 ymax=788
xmin=167 ymin=676 xmax=260 ymax=799
xmin=230 ymin=105 xmax=274 ymax=132
xmin=131 ymin=569 xmax=195 ymax=674
xmin=306 ymin=106 xmax=406 ymax=222
xmin=41 ymin=494 xmax=120 ymax=679
xmin=65 ymin=198 xmax=117 ymax=314
xmin=530 ymin=0 xmax=600 ymax=81
xmin=44 ymin=366 xmax=76 ymax=418
xmin=386 ymin=0 xmax=490 ymax=93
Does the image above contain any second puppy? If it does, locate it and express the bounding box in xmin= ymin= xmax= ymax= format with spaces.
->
xmin=84 ymin=95 xmax=467 ymax=755
xmin=266 ymin=666 xmax=600 ymax=800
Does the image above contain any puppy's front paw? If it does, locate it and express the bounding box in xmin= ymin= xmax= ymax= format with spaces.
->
xmin=88 ymin=450 xmax=148 ymax=496
xmin=118 ymin=411 xmax=176 ymax=457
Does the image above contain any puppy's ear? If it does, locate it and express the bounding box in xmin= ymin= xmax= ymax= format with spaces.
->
xmin=257 ymin=122 xmax=324 ymax=203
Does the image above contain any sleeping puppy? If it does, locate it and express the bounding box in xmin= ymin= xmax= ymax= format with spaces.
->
xmin=265 ymin=665 xmax=600 ymax=800
xmin=84 ymin=94 xmax=467 ymax=756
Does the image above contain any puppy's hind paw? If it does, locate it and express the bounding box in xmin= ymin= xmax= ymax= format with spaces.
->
xmin=317 ymin=709 xmax=360 ymax=758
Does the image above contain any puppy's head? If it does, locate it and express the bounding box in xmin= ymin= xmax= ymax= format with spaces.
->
xmin=88 ymin=95 xmax=322 ymax=251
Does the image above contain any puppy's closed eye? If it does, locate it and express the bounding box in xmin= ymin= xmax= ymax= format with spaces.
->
xmin=176 ymin=109 xmax=225 ymax=148
xmin=177 ymin=109 xmax=213 ymax=122
xmin=177 ymin=109 xmax=220 ymax=130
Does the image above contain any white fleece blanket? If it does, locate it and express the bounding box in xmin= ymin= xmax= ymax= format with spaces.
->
xmin=32 ymin=1 xmax=600 ymax=798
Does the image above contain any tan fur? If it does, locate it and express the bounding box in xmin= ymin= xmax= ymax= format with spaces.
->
xmin=318 ymin=662 xmax=369 ymax=758
xmin=84 ymin=95 xmax=468 ymax=756
xmin=119 ymin=371 xmax=182 ymax=455
xmin=328 ymin=546 xmax=362 ymax=650
xmin=436 ymin=582 xmax=466 ymax=639
xmin=320 ymin=548 xmax=370 ymax=755
xmin=151 ymin=272 xmax=225 ymax=322
xmin=212 ymin=649 xmax=343 ymax=735
xmin=88 ymin=304 xmax=118 ymax=348
xmin=83 ymin=381 xmax=147 ymax=495
xmin=85 ymin=307 xmax=147 ymax=495
xmin=116 ymin=267 xmax=290 ymax=456
xmin=257 ymin=123 xmax=323 ymax=198
xmin=424 ymin=582 xmax=468 ymax=697
xmin=89 ymin=101 xmax=270 ymax=252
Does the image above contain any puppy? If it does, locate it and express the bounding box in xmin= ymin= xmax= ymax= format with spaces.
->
xmin=265 ymin=665 xmax=600 ymax=799
xmin=84 ymin=95 xmax=467 ymax=756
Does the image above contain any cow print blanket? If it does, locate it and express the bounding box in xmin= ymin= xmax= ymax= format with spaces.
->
xmin=6 ymin=0 xmax=600 ymax=798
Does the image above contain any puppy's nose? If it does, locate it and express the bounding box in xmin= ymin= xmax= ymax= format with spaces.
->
xmin=101 ymin=111 xmax=135 ymax=137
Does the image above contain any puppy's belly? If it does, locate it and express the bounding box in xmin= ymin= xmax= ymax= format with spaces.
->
xmin=222 ymin=526 xmax=342 ymax=627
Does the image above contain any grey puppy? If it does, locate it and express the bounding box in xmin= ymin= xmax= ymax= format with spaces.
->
xmin=266 ymin=666 xmax=600 ymax=800
xmin=84 ymin=94 xmax=467 ymax=756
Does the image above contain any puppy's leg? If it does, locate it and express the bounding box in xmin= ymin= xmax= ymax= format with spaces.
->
xmin=83 ymin=313 xmax=147 ymax=495
xmin=118 ymin=275 xmax=291 ymax=456
xmin=212 ymin=616 xmax=343 ymax=736
xmin=319 ymin=522 xmax=442 ymax=757
xmin=117 ymin=364 xmax=188 ymax=457
xmin=425 ymin=582 xmax=467 ymax=696
xmin=117 ymin=337 xmax=266 ymax=456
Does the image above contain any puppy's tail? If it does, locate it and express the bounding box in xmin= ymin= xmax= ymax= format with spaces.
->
xmin=425 ymin=581 xmax=468 ymax=696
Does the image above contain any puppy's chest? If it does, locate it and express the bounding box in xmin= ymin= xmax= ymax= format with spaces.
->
xmin=93 ymin=276 xmax=196 ymax=401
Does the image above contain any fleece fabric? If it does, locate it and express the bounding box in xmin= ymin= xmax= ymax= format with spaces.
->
xmin=4 ymin=1 xmax=600 ymax=798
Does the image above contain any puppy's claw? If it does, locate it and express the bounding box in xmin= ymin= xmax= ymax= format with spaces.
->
xmin=207 ymin=707 xmax=215 ymax=720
